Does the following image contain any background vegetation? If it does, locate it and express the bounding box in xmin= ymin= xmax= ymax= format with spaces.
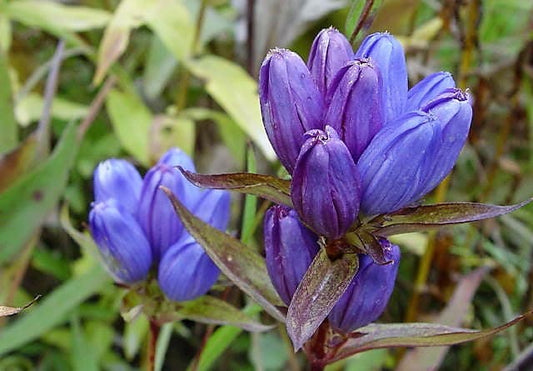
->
xmin=0 ymin=0 xmax=532 ymax=369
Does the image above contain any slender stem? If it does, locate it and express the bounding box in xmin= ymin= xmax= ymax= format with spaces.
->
xmin=349 ymin=0 xmax=375 ymax=45
xmin=246 ymin=0 xmax=256 ymax=75
xmin=146 ymin=319 xmax=160 ymax=371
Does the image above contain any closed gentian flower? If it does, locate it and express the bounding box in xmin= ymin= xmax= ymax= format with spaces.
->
xmin=259 ymin=49 xmax=324 ymax=173
xmin=355 ymin=32 xmax=407 ymax=124
xmin=264 ymin=205 xmax=320 ymax=305
xmin=325 ymin=59 xmax=384 ymax=160
xmin=406 ymin=72 xmax=456 ymax=112
xmin=158 ymin=187 xmax=230 ymax=302
xmin=93 ymin=159 xmax=142 ymax=214
xmin=158 ymin=236 xmax=220 ymax=302
xmin=89 ymin=201 xmax=152 ymax=284
xmin=358 ymin=111 xmax=442 ymax=215
xmin=307 ymin=27 xmax=354 ymax=97
xmin=291 ymin=126 xmax=360 ymax=239
xmin=416 ymin=88 xmax=473 ymax=197
xmin=137 ymin=149 xmax=200 ymax=261
xmin=329 ymin=240 xmax=400 ymax=333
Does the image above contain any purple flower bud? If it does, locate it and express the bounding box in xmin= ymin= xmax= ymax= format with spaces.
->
xmin=329 ymin=239 xmax=400 ymax=333
xmin=93 ymin=159 xmax=142 ymax=214
xmin=291 ymin=126 xmax=360 ymax=238
xmin=307 ymin=27 xmax=354 ymax=97
xmin=264 ymin=205 xmax=320 ymax=305
xmin=158 ymin=236 xmax=220 ymax=301
xmin=416 ymin=88 xmax=472 ymax=197
xmin=138 ymin=151 xmax=199 ymax=261
xmin=325 ymin=59 xmax=384 ymax=161
xmin=89 ymin=201 xmax=152 ymax=284
xmin=406 ymin=72 xmax=456 ymax=111
xmin=259 ymin=49 xmax=324 ymax=173
xmin=358 ymin=111 xmax=442 ymax=215
xmin=355 ymin=32 xmax=407 ymax=124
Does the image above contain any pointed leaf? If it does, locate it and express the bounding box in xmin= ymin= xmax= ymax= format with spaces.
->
xmin=168 ymin=296 xmax=274 ymax=332
xmin=0 ymin=122 xmax=78 ymax=263
xmin=396 ymin=267 xmax=489 ymax=371
xmin=0 ymin=49 xmax=17 ymax=153
xmin=0 ymin=296 xmax=40 ymax=317
xmin=373 ymin=199 xmax=533 ymax=236
xmin=332 ymin=310 xmax=533 ymax=362
xmin=161 ymin=187 xmax=285 ymax=322
xmin=287 ymin=249 xmax=359 ymax=351
xmin=179 ymin=168 xmax=292 ymax=207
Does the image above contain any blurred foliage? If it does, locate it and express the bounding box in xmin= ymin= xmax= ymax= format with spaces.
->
xmin=0 ymin=0 xmax=532 ymax=369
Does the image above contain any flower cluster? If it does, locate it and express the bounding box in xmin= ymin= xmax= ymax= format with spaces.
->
xmin=260 ymin=28 xmax=472 ymax=332
xmin=89 ymin=148 xmax=230 ymax=302
xmin=260 ymin=28 xmax=472 ymax=238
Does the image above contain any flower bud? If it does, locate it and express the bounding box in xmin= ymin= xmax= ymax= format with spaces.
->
xmin=137 ymin=151 xmax=198 ymax=261
xmin=358 ymin=111 xmax=442 ymax=215
xmin=264 ymin=205 xmax=319 ymax=305
xmin=329 ymin=239 xmax=400 ymax=333
xmin=93 ymin=159 xmax=142 ymax=214
xmin=325 ymin=59 xmax=384 ymax=161
xmin=259 ymin=48 xmax=324 ymax=173
xmin=406 ymin=72 xmax=456 ymax=112
xmin=416 ymin=88 xmax=472 ymax=197
xmin=158 ymin=236 xmax=220 ymax=301
xmin=291 ymin=126 xmax=360 ymax=238
xmin=355 ymin=32 xmax=407 ymax=124
xmin=89 ymin=201 xmax=152 ymax=284
xmin=307 ymin=27 xmax=354 ymax=97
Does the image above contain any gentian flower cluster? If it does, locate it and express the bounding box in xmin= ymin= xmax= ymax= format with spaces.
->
xmin=89 ymin=148 xmax=231 ymax=302
xmin=260 ymin=28 xmax=472 ymax=332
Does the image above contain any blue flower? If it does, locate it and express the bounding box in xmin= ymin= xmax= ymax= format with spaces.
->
xmin=263 ymin=205 xmax=320 ymax=305
xmin=89 ymin=148 xmax=231 ymax=301
xmin=259 ymin=28 xmax=473 ymax=237
xmin=329 ymin=240 xmax=400 ymax=333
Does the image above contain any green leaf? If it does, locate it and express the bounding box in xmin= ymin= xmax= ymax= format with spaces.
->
xmin=0 ymin=265 xmax=109 ymax=356
xmin=179 ymin=168 xmax=292 ymax=207
xmin=161 ymin=187 xmax=285 ymax=322
xmin=185 ymin=55 xmax=276 ymax=161
xmin=372 ymin=199 xmax=533 ymax=236
xmin=123 ymin=315 xmax=149 ymax=361
xmin=143 ymin=35 xmax=178 ymax=100
xmin=106 ymin=88 xmax=151 ymax=166
xmin=0 ymin=122 xmax=78 ymax=263
xmin=0 ymin=49 xmax=17 ymax=153
xmin=189 ymin=304 xmax=263 ymax=371
xmin=175 ymin=296 xmax=274 ymax=332
xmin=93 ymin=0 xmax=149 ymax=84
xmin=331 ymin=311 xmax=533 ymax=362
xmin=151 ymin=114 xmax=196 ymax=158
xmin=70 ymin=316 xmax=99 ymax=371
xmin=94 ymin=0 xmax=193 ymax=84
xmin=144 ymin=0 xmax=194 ymax=62
xmin=6 ymin=0 xmax=108 ymax=48
xmin=15 ymin=93 xmax=89 ymax=127
xmin=286 ymin=249 xmax=359 ymax=351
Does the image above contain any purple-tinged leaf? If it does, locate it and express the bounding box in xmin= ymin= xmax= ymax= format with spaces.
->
xmin=286 ymin=248 xmax=359 ymax=351
xmin=372 ymin=199 xmax=533 ymax=236
xmin=161 ymin=187 xmax=285 ymax=322
xmin=179 ymin=168 xmax=292 ymax=207
xmin=346 ymin=230 xmax=390 ymax=265
xmin=396 ymin=267 xmax=489 ymax=371
xmin=160 ymin=296 xmax=275 ymax=333
xmin=331 ymin=310 xmax=533 ymax=362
